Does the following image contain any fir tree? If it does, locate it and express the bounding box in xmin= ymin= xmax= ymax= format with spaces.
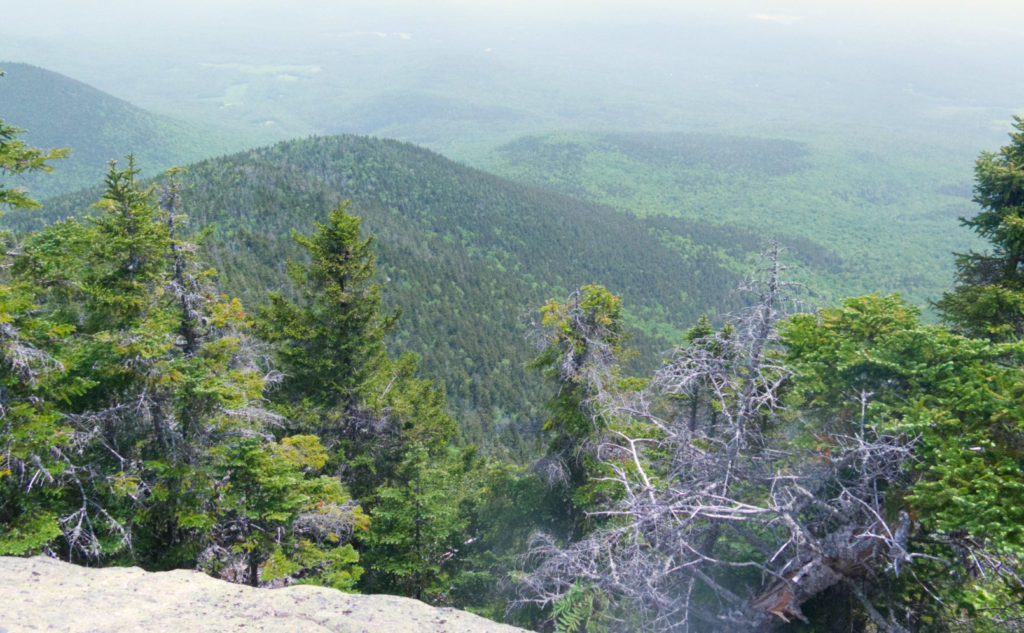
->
xmin=258 ymin=201 xmax=397 ymax=410
xmin=0 ymin=106 xmax=76 ymax=557
xmin=3 ymin=163 xmax=367 ymax=587
xmin=937 ymin=115 xmax=1024 ymax=341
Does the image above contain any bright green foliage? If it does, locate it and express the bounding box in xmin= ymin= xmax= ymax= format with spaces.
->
xmin=252 ymin=198 xmax=477 ymax=600
xmin=782 ymin=294 xmax=1024 ymax=624
xmin=1 ymin=162 xmax=368 ymax=587
xmin=0 ymin=163 xmax=236 ymax=560
xmin=200 ymin=435 xmax=368 ymax=589
xmin=254 ymin=194 xmax=456 ymax=498
xmin=530 ymin=284 xmax=629 ymax=536
xmin=8 ymin=135 xmax=748 ymax=453
xmin=552 ymin=582 xmax=607 ymax=633
xmin=533 ymin=284 xmax=626 ymax=445
xmin=364 ymin=451 xmax=567 ymax=618
xmin=258 ymin=201 xmax=397 ymax=410
xmin=80 ymin=157 xmax=172 ymax=329
xmin=360 ymin=444 xmax=473 ymax=601
xmin=339 ymin=352 xmax=458 ymax=499
xmin=364 ymin=353 xmax=457 ymax=450
xmin=783 ymin=294 xmax=1024 ymax=544
xmin=448 ymin=461 xmax=563 ymax=619
xmin=0 ymin=276 xmax=79 ymax=556
xmin=937 ymin=116 xmax=1024 ymax=341
xmin=684 ymin=314 xmax=713 ymax=342
xmin=781 ymin=294 xmax=927 ymax=428
xmin=490 ymin=130 xmax=971 ymax=309
xmin=351 ymin=359 xmax=498 ymax=608
xmin=0 ymin=111 xmax=75 ymax=556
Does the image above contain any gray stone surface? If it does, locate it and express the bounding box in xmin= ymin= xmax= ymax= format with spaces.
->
xmin=0 ymin=556 xmax=530 ymax=633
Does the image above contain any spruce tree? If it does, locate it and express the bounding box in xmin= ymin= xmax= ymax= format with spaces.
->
xmin=937 ymin=115 xmax=1024 ymax=341
xmin=254 ymin=201 xmax=483 ymax=600
xmin=255 ymin=201 xmax=455 ymax=495
xmin=3 ymin=164 xmax=368 ymax=587
xmin=0 ymin=106 xmax=74 ymax=556
xmin=258 ymin=201 xmax=397 ymax=410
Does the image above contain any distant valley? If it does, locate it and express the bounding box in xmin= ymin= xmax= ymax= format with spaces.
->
xmin=481 ymin=130 xmax=980 ymax=307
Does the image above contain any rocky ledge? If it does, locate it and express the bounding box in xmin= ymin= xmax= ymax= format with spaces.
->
xmin=1 ymin=556 xmax=530 ymax=633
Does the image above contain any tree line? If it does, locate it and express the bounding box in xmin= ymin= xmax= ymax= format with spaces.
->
xmin=4 ymin=133 xmax=762 ymax=458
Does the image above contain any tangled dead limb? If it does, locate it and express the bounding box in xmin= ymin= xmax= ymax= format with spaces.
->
xmin=517 ymin=250 xmax=1018 ymax=632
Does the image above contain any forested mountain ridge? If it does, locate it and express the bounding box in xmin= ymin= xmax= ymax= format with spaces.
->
xmin=0 ymin=63 xmax=262 ymax=199
xmin=0 ymin=63 xmax=930 ymax=317
xmin=8 ymin=135 xmax=842 ymax=451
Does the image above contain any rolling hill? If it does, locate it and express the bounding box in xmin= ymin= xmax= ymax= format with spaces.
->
xmin=0 ymin=63 xmax=979 ymax=312
xmin=5 ymin=135 xmax=836 ymax=454
xmin=0 ymin=62 xmax=266 ymax=199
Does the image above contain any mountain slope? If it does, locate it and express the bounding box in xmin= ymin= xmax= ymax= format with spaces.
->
xmin=8 ymin=135 xmax=833 ymax=452
xmin=0 ymin=62 xmax=263 ymax=199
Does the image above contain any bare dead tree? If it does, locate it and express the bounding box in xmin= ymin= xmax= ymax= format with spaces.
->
xmin=516 ymin=249 xmax=972 ymax=633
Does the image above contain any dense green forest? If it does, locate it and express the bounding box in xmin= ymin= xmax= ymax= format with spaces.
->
xmin=481 ymin=130 xmax=979 ymax=307
xmin=6 ymin=135 xmax=842 ymax=454
xmin=5 ymin=75 xmax=1024 ymax=631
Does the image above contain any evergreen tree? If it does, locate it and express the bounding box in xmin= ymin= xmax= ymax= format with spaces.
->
xmin=3 ymin=163 xmax=367 ymax=588
xmin=360 ymin=444 xmax=471 ymax=601
xmin=529 ymin=284 xmax=628 ymax=536
xmin=198 ymin=434 xmax=368 ymax=590
xmin=0 ymin=106 xmax=76 ymax=557
xmin=256 ymin=202 xmax=455 ymax=496
xmin=0 ymin=266 xmax=79 ymax=557
xmin=257 ymin=201 xmax=397 ymax=410
xmin=2 ymin=159 xmax=184 ymax=561
xmin=782 ymin=294 xmax=1024 ymax=630
xmin=532 ymin=284 xmax=626 ymax=454
xmin=937 ymin=115 xmax=1024 ymax=341
xmin=254 ymin=200 xmax=476 ymax=600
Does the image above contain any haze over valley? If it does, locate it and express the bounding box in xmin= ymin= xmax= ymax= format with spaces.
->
xmin=5 ymin=1 xmax=1023 ymax=309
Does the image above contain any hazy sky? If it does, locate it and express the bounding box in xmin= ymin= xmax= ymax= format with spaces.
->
xmin=7 ymin=0 xmax=1024 ymax=34
xmin=3 ymin=0 xmax=1023 ymax=155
